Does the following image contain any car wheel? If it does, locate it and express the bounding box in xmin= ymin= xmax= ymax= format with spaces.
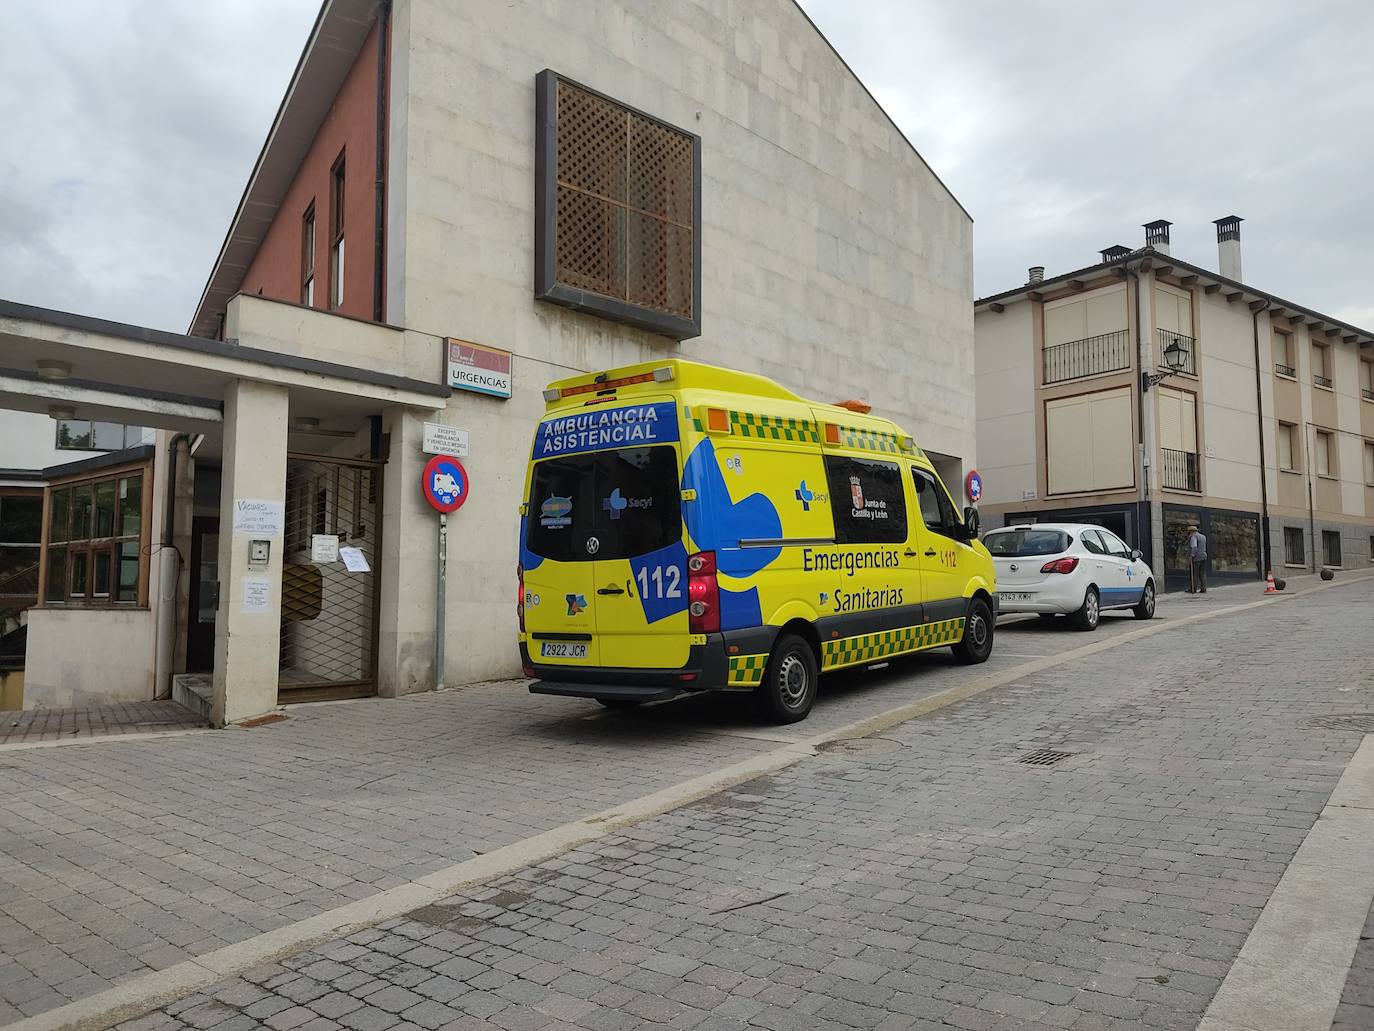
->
xmin=1073 ymin=586 xmax=1100 ymax=631
xmin=953 ymin=598 xmax=995 ymax=664
xmin=1133 ymin=580 xmax=1156 ymax=620
xmin=755 ymin=633 xmax=818 ymax=724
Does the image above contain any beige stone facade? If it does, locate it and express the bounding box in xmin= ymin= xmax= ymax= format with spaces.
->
xmin=975 ymin=223 xmax=1374 ymax=589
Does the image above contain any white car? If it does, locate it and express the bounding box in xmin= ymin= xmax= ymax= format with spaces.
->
xmin=984 ymin=523 xmax=1155 ymax=630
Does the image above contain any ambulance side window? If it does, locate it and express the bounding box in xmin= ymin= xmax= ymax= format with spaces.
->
xmin=913 ymin=469 xmax=960 ymax=541
xmin=823 ymin=456 xmax=907 ymax=545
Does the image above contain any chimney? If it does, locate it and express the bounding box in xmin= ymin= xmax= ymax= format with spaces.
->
xmin=1143 ymin=219 xmax=1172 ymax=255
xmin=1214 ymin=215 xmax=1243 ymax=281
xmin=1100 ymin=244 xmax=1131 ymax=263
xmin=1027 ymin=266 xmax=1045 ymax=285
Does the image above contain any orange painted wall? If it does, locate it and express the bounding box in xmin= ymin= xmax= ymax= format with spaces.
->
xmin=241 ymin=22 xmax=384 ymax=322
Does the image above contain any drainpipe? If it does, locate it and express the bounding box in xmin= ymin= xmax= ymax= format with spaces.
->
xmin=1121 ymin=255 xmax=1150 ymax=561
xmin=1249 ymin=300 xmax=1273 ymax=576
xmin=372 ymin=1 xmax=390 ymax=323
xmin=155 ymin=433 xmax=194 ymax=699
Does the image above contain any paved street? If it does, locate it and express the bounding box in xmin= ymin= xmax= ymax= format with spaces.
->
xmin=1 ymin=574 xmax=1371 ymax=1030
xmin=0 ymin=702 xmax=207 ymax=748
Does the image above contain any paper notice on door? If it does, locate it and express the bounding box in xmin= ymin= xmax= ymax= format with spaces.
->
xmin=339 ymin=547 xmax=371 ymax=573
xmin=311 ymin=534 xmax=340 ymax=563
xmin=232 ymin=499 xmax=284 ymax=537
xmin=241 ymin=576 xmax=272 ymax=613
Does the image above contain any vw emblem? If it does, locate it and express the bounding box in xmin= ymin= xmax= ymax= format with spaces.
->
xmin=585 ymin=536 xmax=601 ymax=555
xmin=1009 ymin=563 xmax=1018 ymax=572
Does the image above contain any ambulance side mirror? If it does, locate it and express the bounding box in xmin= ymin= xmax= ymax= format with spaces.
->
xmin=962 ymin=506 xmax=980 ymax=540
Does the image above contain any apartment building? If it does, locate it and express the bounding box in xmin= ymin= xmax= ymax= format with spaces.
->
xmin=975 ymin=218 xmax=1374 ymax=591
xmin=2 ymin=0 xmax=974 ymax=719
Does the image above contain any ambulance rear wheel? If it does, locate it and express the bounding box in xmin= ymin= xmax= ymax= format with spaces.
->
xmin=952 ymin=598 xmax=995 ymax=665
xmin=756 ymin=633 xmax=818 ymax=724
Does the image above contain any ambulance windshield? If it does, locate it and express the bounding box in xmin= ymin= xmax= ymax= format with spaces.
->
xmin=527 ymin=446 xmax=681 ymax=562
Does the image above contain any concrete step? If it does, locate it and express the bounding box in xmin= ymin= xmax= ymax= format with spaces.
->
xmin=171 ymin=674 xmax=212 ymax=721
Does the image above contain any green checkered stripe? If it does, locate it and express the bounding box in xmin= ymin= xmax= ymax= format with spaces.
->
xmin=838 ymin=424 xmax=901 ymax=453
xmin=728 ymin=654 xmax=768 ymax=685
xmin=730 ymin=412 xmax=820 ymax=442
xmin=822 ymin=617 xmax=966 ymax=670
xmin=688 ymin=411 xmax=820 ymax=443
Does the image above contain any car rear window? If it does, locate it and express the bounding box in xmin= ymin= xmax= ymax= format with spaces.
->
xmin=526 ymin=446 xmax=681 ymax=563
xmin=985 ymin=529 xmax=1070 ymax=557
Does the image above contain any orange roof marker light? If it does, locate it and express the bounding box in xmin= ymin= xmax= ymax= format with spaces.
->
xmin=549 ymin=365 xmax=676 ymax=401
xmin=705 ymin=407 xmax=730 ymax=432
xmin=834 ymin=399 xmax=872 ymax=414
xmin=823 ymin=423 xmax=841 ymax=444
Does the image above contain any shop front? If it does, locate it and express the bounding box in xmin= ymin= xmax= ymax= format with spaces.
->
xmin=1161 ymin=504 xmax=1262 ymax=592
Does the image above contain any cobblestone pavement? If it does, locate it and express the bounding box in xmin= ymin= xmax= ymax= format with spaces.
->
xmin=0 ymin=701 xmax=206 ymax=747
xmin=1333 ymin=900 xmax=1374 ymax=1031
xmin=114 ymin=576 xmax=1374 ymax=1031
xmin=2 ymin=573 xmax=1286 ymax=1024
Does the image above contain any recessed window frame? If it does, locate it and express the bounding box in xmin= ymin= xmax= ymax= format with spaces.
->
xmin=1322 ymin=529 xmax=1342 ymax=568
xmin=302 ymin=201 xmax=317 ymax=306
xmin=1314 ymin=429 xmax=1334 ymax=479
xmin=1311 ymin=341 xmax=1333 ymax=390
xmin=329 ymin=153 xmax=346 ymax=309
xmin=1283 ymin=526 xmax=1305 ymax=568
xmin=534 ymin=68 xmax=702 ymax=341
xmin=1277 ymin=421 xmax=1299 ymax=472
xmin=0 ymin=489 xmax=43 ymax=612
xmin=55 ymin=420 xmax=149 ymax=452
xmin=1272 ymin=329 xmax=1296 ymax=378
xmin=39 ymin=460 xmax=152 ymax=609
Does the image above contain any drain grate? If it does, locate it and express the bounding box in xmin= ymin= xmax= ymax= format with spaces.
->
xmin=1017 ymin=749 xmax=1074 ymax=767
xmin=1305 ymin=714 xmax=1374 ymax=733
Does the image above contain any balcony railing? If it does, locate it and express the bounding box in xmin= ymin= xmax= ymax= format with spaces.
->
xmin=1275 ymin=363 xmax=1296 ymax=378
xmin=1043 ymin=330 xmax=1131 ymax=384
xmin=1314 ymin=374 xmax=1333 ymax=389
xmin=1161 ymin=448 xmax=1201 ymax=492
xmin=1157 ymin=329 xmax=1196 ymax=376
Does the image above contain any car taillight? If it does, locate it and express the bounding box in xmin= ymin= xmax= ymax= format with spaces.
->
xmin=1040 ymin=556 xmax=1079 ymax=575
xmin=516 ymin=564 xmax=525 ymax=631
xmin=687 ymin=551 xmax=719 ymax=634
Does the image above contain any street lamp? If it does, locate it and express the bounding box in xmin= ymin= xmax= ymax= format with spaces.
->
xmin=1141 ymin=336 xmax=1188 ymax=391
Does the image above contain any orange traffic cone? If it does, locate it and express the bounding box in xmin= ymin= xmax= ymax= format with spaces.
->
xmin=1264 ymin=570 xmax=1277 ymax=594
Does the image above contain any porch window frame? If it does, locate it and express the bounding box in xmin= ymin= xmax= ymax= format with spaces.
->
xmin=38 ymin=459 xmax=154 ymax=610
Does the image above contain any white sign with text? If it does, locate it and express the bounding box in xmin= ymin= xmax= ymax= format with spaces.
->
xmin=423 ymin=422 xmax=470 ymax=458
xmin=232 ymin=499 xmax=284 ymax=537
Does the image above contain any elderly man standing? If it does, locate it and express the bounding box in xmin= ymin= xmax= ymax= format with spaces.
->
xmin=1186 ymin=523 xmax=1208 ymax=593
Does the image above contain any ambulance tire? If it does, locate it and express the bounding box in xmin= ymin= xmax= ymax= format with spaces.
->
xmin=756 ymin=633 xmax=819 ymax=724
xmin=952 ymin=597 xmax=995 ymax=665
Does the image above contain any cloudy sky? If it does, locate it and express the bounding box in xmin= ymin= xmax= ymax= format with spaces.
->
xmin=1 ymin=1 xmax=1371 ymax=333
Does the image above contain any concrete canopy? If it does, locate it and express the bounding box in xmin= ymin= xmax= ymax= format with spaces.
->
xmin=0 ymin=297 xmax=449 ymax=438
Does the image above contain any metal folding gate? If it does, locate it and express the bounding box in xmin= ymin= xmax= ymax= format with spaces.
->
xmin=279 ymin=452 xmax=384 ymax=703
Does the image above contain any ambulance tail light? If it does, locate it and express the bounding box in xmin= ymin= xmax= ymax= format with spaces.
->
xmin=516 ymin=564 xmax=526 ymax=631
xmin=687 ymin=551 xmax=720 ymax=634
xmin=1040 ymin=556 xmax=1079 ymax=575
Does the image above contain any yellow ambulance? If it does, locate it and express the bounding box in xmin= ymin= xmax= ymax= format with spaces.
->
xmin=517 ymin=359 xmax=996 ymax=723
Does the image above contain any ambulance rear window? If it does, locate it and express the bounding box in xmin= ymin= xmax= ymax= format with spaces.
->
xmin=526 ymin=446 xmax=680 ymax=562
